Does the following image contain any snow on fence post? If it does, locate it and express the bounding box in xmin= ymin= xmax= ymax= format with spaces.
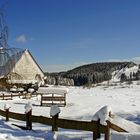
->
xmin=40 ymin=94 xmax=43 ymax=106
xmin=4 ymin=104 xmax=10 ymax=121
xmin=24 ymin=102 xmax=32 ymax=130
xmin=92 ymin=106 xmax=112 ymax=140
xmin=50 ymin=105 xmax=61 ymax=131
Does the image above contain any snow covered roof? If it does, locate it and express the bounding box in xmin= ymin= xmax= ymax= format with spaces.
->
xmin=7 ymin=80 xmax=38 ymax=84
xmin=37 ymin=87 xmax=69 ymax=95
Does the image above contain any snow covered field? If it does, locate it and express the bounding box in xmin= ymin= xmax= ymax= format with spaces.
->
xmin=0 ymin=82 xmax=140 ymax=139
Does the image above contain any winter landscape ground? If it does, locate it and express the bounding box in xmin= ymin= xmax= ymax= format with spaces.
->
xmin=0 ymin=80 xmax=140 ymax=139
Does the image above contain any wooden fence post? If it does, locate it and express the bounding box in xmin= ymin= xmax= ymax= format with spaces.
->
xmin=2 ymin=94 xmax=4 ymax=100
xmin=40 ymin=94 xmax=43 ymax=106
xmin=19 ymin=93 xmax=20 ymax=98
xmin=93 ymin=119 xmax=101 ymax=140
xmin=5 ymin=108 xmax=9 ymax=121
xmin=52 ymin=114 xmax=58 ymax=131
xmin=4 ymin=104 xmax=10 ymax=121
xmin=11 ymin=94 xmax=13 ymax=99
xmin=25 ymin=93 xmax=27 ymax=99
xmin=52 ymin=93 xmax=54 ymax=105
xmin=105 ymin=121 xmax=110 ymax=140
xmin=26 ymin=110 xmax=32 ymax=130
xmin=64 ymin=93 xmax=66 ymax=106
xmin=50 ymin=105 xmax=60 ymax=132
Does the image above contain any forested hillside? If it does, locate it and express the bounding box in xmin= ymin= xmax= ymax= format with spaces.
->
xmin=45 ymin=62 xmax=136 ymax=86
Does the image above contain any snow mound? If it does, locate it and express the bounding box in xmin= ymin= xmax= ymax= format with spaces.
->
xmin=24 ymin=102 xmax=32 ymax=113
xmin=92 ymin=105 xmax=112 ymax=125
xmin=50 ymin=105 xmax=61 ymax=117
xmin=4 ymin=104 xmax=10 ymax=110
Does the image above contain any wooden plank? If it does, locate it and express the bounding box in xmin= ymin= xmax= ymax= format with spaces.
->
xmin=0 ymin=109 xmax=26 ymax=121
xmin=42 ymin=97 xmax=65 ymax=101
xmin=8 ymin=112 xmax=26 ymax=121
xmin=31 ymin=115 xmax=53 ymax=125
xmin=108 ymin=121 xmax=127 ymax=132
xmin=42 ymin=103 xmax=65 ymax=107
xmin=56 ymin=118 xmax=108 ymax=133
xmin=41 ymin=93 xmax=66 ymax=106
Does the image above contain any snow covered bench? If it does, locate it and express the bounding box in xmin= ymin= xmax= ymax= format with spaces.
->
xmin=37 ymin=87 xmax=69 ymax=107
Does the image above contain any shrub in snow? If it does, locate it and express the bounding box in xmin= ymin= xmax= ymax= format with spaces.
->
xmin=24 ymin=102 xmax=32 ymax=113
xmin=92 ymin=105 xmax=112 ymax=126
xmin=4 ymin=104 xmax=10 ymax=110
xmin=50 ymin=105 xmax=60 ymax=117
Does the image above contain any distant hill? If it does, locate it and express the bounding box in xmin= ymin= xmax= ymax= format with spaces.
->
xmin=45 ymin=61 xmax=137 ymax=86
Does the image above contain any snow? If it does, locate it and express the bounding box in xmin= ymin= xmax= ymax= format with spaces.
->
xmin=4 ymin=104 xmax=10 ymax=110
xmin=111 ymin=132 xmax=140 ymax=140
xmin=24 ymin=102 xmax=32 ymax=113
xmin=17 ymin=88 xmax=24 ymax=92
xmin=7 ymin=80 xmax=38 ymax=84
xmin=10 ymin=88 xmax=17 ymax=92
xmin=50 ymin=105 xmax=61 ymax=117
xmin=0 ymin=83 xmax=140 ymax=139
xmin=37 ymin=87 xmax=69 ymax=95
xmin=112 ymin=65 xmax=139 ymax=81
xmin=28 ymin=88 xmax=35 ymax=93
xmin=92 ymin=105 xmax=112 ymax=125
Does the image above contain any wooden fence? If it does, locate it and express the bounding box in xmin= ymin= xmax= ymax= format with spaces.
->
xmin=0 ymin=92 xmax=39 ymax=100
xmin=0 ymin=109 xmax=110 ymax=140
xmin=0 ymin=109 xmax=127 ymax=140
xmin=40 ymin=93 xmax=66 ymax=107
xmin=0 ymin=92 xmax=66 ymax=107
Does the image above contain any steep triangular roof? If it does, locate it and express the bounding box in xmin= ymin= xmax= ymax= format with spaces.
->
xmin=0 ymin=49 xmax=44 ymax=84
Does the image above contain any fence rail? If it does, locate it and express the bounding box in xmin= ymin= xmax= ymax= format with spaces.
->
xmin=0 ymin=108 xmax=128 ymax=140
xmin=40 ymin=93 xmax=66 ymax=106
xmin=0 ymin=108 xmax=111 ymax=140
xmin=0 ymin=92 xmax=39 ymax=100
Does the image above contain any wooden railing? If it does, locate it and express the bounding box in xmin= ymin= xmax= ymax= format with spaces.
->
xmin=0 ymin=92 xmax=39 ymax=100
xmin=0 ymin=108 xmax=113 ymax=140
xmin=40 ymin=93 xmax=66 ymax=106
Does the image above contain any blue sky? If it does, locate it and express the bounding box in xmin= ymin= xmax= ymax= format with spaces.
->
xmin=1 ymin=0 xmax=140 ymax=72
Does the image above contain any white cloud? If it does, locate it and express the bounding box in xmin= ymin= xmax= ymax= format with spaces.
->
xmin=16 ymin=35 xmax=27 ymax=43
xmin=15 ymin=35 xmax=34 ymax=44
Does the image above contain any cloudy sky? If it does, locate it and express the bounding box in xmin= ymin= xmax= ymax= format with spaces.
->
xmin=0 ymin=0 xmax=140 ymax=72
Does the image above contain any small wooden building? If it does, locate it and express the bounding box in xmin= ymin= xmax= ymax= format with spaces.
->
xmin=37 ymin=87 xmax=69 ymax=107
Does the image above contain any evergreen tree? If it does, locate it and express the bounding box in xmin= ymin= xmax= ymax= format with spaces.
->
xmin=120 ymin=73 xmax=127 ymax=82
